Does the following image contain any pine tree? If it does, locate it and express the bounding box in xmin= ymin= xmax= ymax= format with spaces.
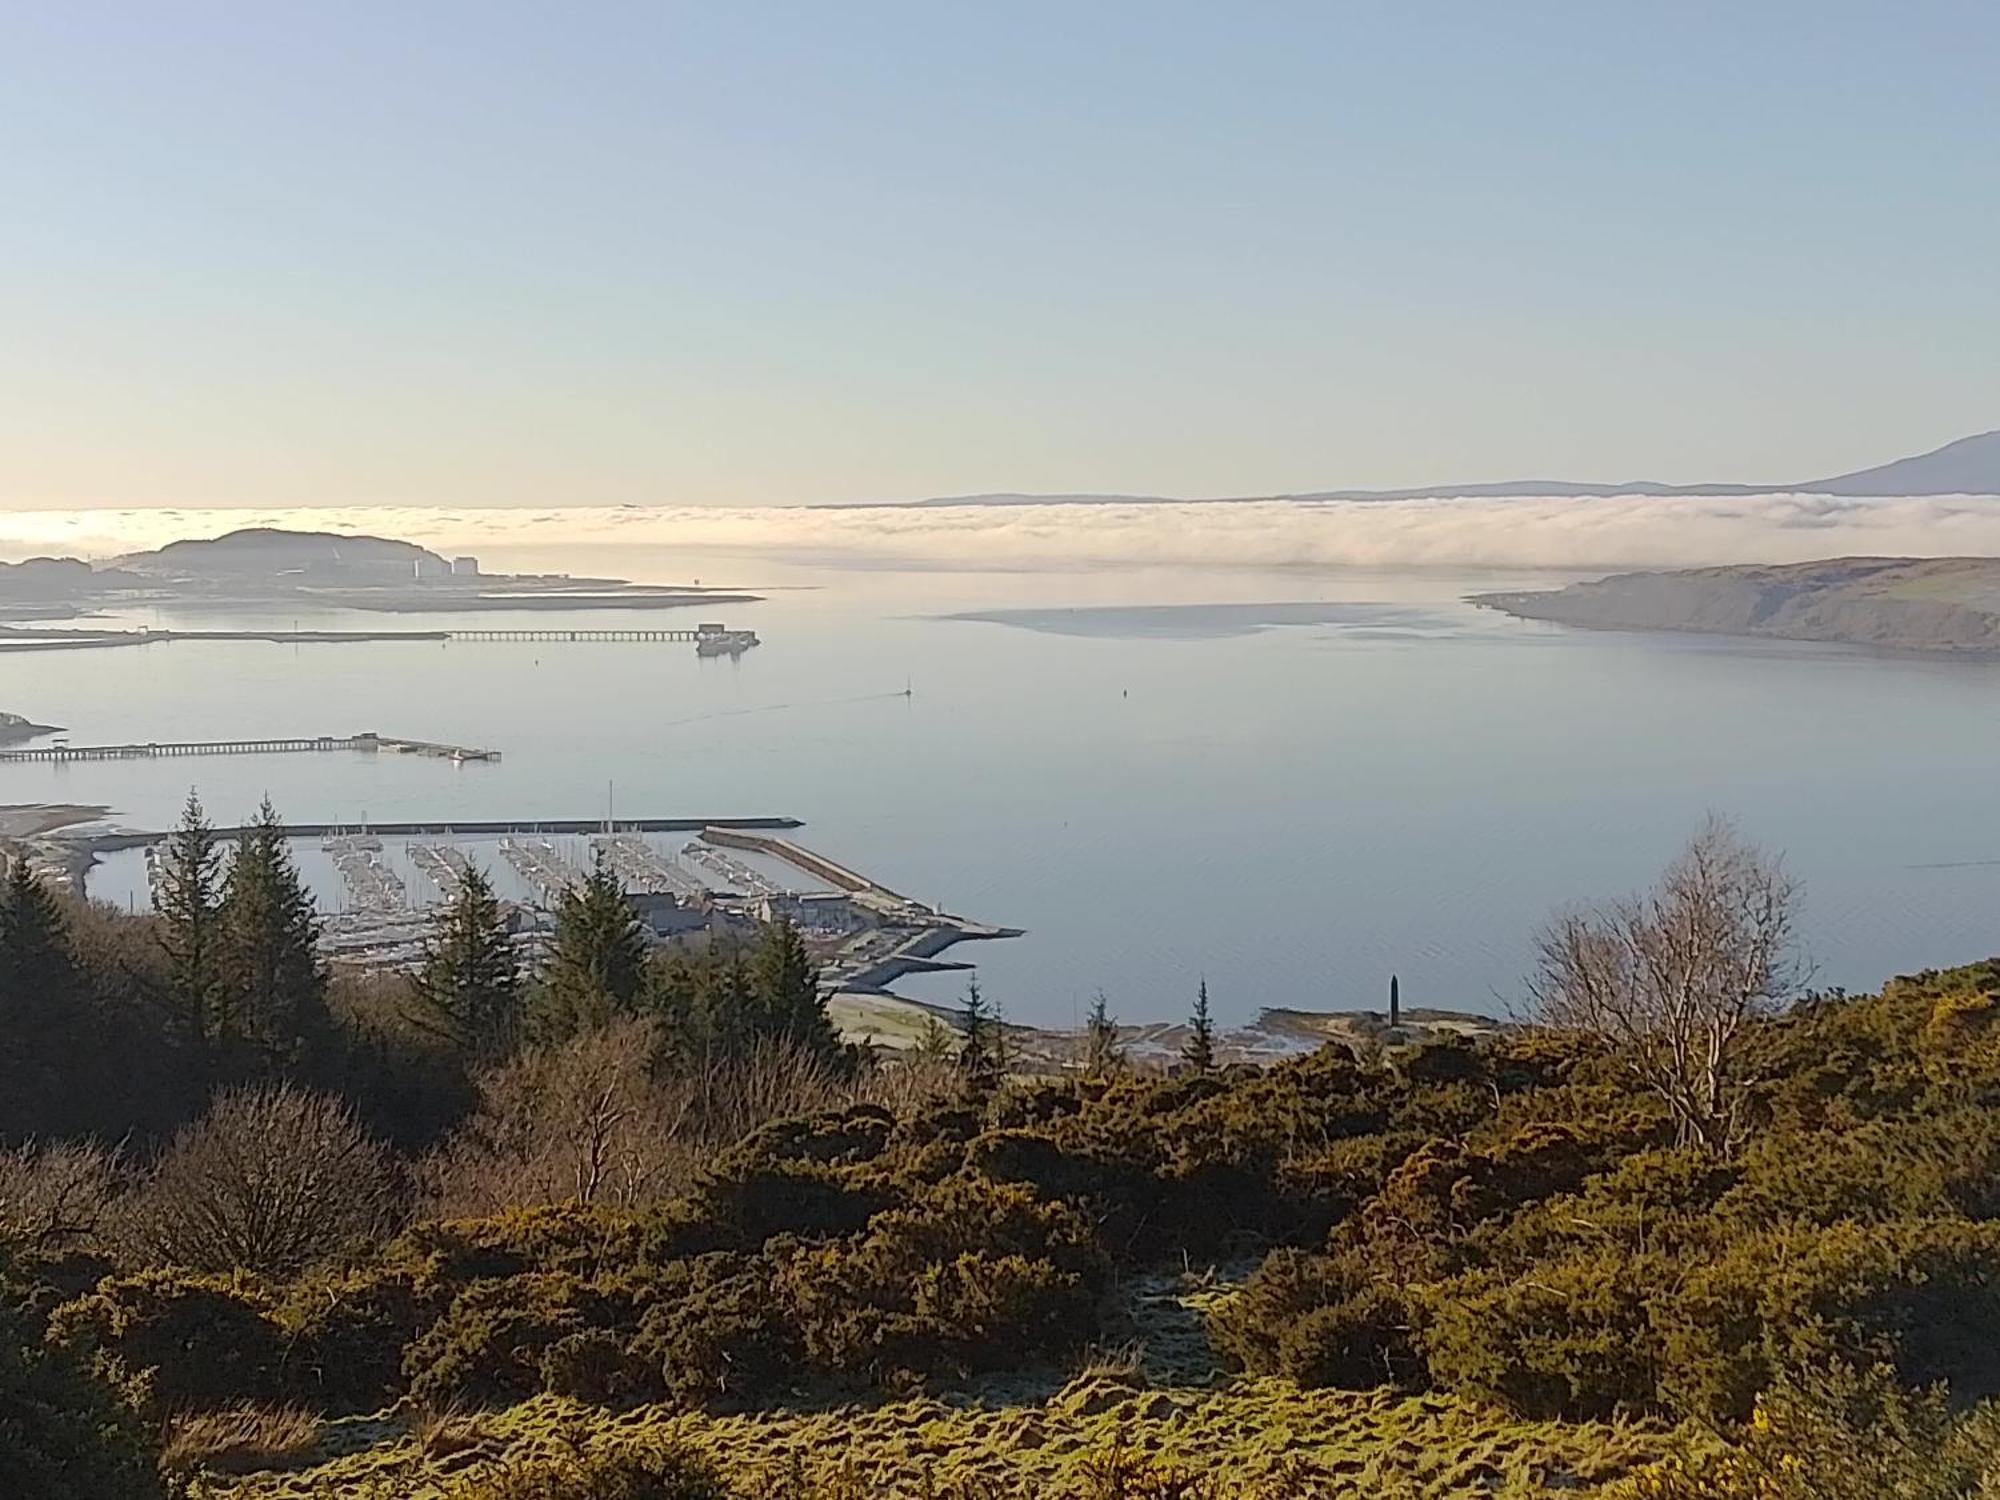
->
xmin=957 ymin=976 xmax=998 ymax=1090
xmin=217 ymin=798 xmax=327 ymax=1069
xmin=1183 ymin=977 xmax=1217 ymax=1074
xmin=1084 ymin=989 xmax=1125 ymax=1080
xmin=915 ymin=1015 xmax=957 ymax=1064
xmin=751 ymin=918 xmax=844 ymax=1064
xmin=415 ymin=865 xmax=520 ymax=1058
xmin=695 ymin=941 xmax=756 ymax=1059
xmin=535 ymin=853 xmax=649 ymax=1041
xmin=991 ymin=997 xmax=1014 ymax=1075
xmin=0 ymin=856 xmax=81 ymax=1016
xmin=156 ymin=791 xmax=224 ymax=1073
xmin=0 ymin=856 xmax=85 ymax=1133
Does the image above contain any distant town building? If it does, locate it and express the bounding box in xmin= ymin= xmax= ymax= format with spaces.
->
xmin=451 ymin=556 xmax=480 ymax=577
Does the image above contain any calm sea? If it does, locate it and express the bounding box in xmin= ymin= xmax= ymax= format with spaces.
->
xmin=10 ymin=546 xmax=1999 ymax=1027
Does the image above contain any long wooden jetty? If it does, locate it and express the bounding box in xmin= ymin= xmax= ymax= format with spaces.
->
xmin=0 ymin=624 xmax=742 ymax=649
xmin=0 ymin=732 xmax=498 ymax=765
xmin=449 ymin=628 xmax=707 ymax=642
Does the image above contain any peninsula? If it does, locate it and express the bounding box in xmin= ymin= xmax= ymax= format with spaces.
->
xmin=1474 ymin=556 xmax=2000 ymax=653
xmin=0 ymin=526 xmax=758 ymax=617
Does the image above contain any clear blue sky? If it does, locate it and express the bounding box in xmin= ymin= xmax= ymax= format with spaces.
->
xmin=3 ymin=2 xmax=1995 ymax=507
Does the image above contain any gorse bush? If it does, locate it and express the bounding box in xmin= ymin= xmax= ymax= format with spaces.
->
xmin=29 ymin=964 xmax=2000 ymax=1440
xmin=0 ymin=1280 xmax=162 ymax=1500
xmin=1214 ymin=959 xmax=2000 ymax=1423
xmin=441 ymin=1437 xmax=732 ymax=1499
xmin=1616 ymin=1362 xmax=2000 ymax=1500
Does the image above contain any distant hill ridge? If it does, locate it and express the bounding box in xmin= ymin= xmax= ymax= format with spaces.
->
xmin=1474 ymin=555 xmax=2000 ymax=654
xmin=887 ymin=429 xmax=2000 ymax=508
xmin=115 ymin=527 xmax=446 ymax=577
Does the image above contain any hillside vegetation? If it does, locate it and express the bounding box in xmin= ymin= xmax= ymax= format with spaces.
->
xmin=1475 ymin=555 xmax=2000 ymax=652
xmin=4 ymin=807 xmax=2000 ymax=1496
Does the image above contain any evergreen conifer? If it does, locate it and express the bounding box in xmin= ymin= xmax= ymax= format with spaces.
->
xmin=216 ymin=798 xmax=327 ymax=1068
xmin=414 ymin=865 xmax=520 ymax=1057
xmin=155 ymin=791 xmax=223 ymax=1074
xmin=751 ymin=917 xmax=843 ymax=1064
xmin=957 ymin=975 xmax=998 ymax=1089
xmin=1183 ymin=977 xmax=1217 ymax=1073
xmin=0 ymin=856 xmax=85 ymax=1134
xmin=535 ymin=852 xmax=649 ymax=1040
xmin=1084 ymin=989 xmax=1125 ymax=1079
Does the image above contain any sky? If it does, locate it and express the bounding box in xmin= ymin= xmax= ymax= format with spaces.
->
xmin=2 ymin=3 xmax=1996 ymax=511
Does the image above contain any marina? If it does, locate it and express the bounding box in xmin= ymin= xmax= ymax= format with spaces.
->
xmin=405 ymin=841 xmax=474 ymax=901
xmin=57 ymin=814 xmax=1019 ymax=998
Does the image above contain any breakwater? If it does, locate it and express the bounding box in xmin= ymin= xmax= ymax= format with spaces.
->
xmin=73 ymin=815 xmax=803 ymax=854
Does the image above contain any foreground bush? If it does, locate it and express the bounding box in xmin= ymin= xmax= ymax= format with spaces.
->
xmin=1218 ymin=963 xmax=2000 ymax=1423
xmin=1618 ymin=1363 xmax=2000 ymax=1500
xmin=121 ymin=1085 xmax=402 ymax=1277
xmin=441 ymin=1439 xmax=731 ymax=1499
xmin=0 ymin=1292 xmax=161 ymax=1500
xmin=45 ymin=1268 xmax=289 ymax=1416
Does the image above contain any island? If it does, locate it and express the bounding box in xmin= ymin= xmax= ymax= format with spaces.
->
xmin=1473 ymin=556 xmax=2000 ymax=654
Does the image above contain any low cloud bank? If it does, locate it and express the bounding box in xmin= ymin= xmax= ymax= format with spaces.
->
xmin=4 ymin=493 xmax=2000 ymax=573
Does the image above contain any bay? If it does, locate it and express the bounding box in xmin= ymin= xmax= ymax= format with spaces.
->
xmin=8 ymin=545 xmax=1998 ymax=1026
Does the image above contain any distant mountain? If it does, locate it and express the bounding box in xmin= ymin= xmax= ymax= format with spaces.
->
xmin=883 ymin=430 xmax=2000 ymax=508
xmin=889 ymin=492 xmax=1170 ymax=510
xmin=1793 ymin=430 xmax=2000 ymax=497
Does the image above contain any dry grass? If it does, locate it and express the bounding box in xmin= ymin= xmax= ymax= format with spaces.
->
xmin=201 ymin=1378 xmax=1695 ymax=1498
xmin=411 ymin=1404 xmax=497 ymax=1462
xmin=161 ymin=1403 xmax=322 ymax=1476
xmin=1069 ymin=1341 xmax=1151 ymax=1390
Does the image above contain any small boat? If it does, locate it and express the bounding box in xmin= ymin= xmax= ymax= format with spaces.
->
xmin=695 ymin=629 xmax=760 ymax=657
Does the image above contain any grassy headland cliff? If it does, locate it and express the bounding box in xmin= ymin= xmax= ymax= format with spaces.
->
xmin=1475 ymin=556 xmax=2000 ymax=653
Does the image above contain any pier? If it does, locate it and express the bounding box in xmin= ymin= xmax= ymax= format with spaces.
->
xmin=0 ymin=623 xmax=755 ymax=651
xmin=451 ymin=627 xmax=710 ymax=642
xmin=0 ymin=731 xmax=499 ymax=765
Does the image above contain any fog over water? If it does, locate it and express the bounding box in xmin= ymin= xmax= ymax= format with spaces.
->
xmin=5 ymin=497 xmax=2000 ymax=1026
xmin=9 ymin=489 xmax=2000 ymax=574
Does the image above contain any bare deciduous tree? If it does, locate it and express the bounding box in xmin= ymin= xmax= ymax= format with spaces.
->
xmin=123 ymin=1085 xmax=402 ymax=1275
xmin=421 ymin=1017 xmax=695 ymax=1216
xmin=0 ymin=1140 xmax=125 ymax=1254
xmin=1526 ymin=817 xmax=1803 ymax=1156
xmin=421 ymin=1021 xmax=960 ymax=1217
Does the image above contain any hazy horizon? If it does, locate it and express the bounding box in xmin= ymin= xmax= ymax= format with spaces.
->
xmin=9 ymin=491 xmax=2000 ymax=580
xmin=6 ymin=5 xmax=2000 ymax=512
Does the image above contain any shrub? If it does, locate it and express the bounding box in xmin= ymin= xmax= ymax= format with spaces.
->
xmin=0 ymin=1294 xmax=162 ymax=1500
xmin=540 ymin=1327 xmax=650 ymax=1404
xmin=1616 ymin=1363 xmax=2000 ymax=1500
xmin=275 ymin=1263 xmax=439 ymax=1412
xmin=1211 ymin=1246 xmax=1420 ymax=1389
xmin=627 ymin=1253 xmax=795 ymax=1407
xmin=442 ymin=1435 xmax=731 ymax=1500
xmin=1658 ymin=1218 xmax=2000 ymax=1421
xmin=1416 ymin=1245 xmax=1669 ymax=1419
xmin=401 ymin=1271 xmax=622 ymax=1409
xmin=121 ymin=1085 xmax=402 ymax=1277
xmin=44 ymin=1268 xmax=287 ymax=1416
